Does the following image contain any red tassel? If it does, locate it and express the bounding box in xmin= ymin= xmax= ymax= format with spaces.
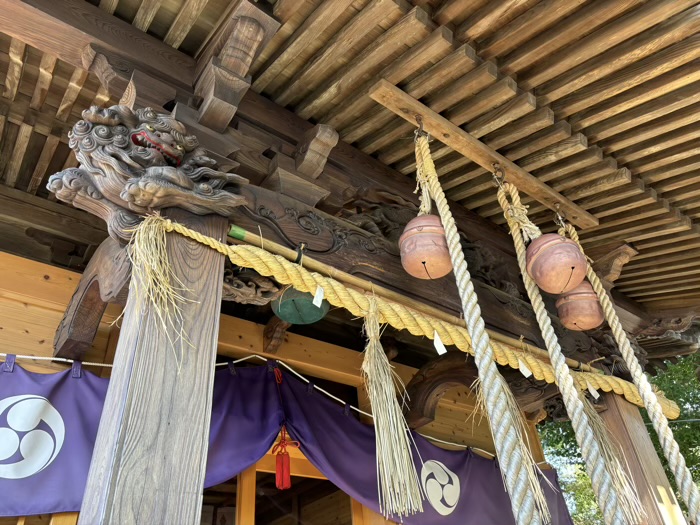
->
xmin=276 ymin=452 xmax=292 ymax=490
xmin=271 ymin=425 xmax=299 ymax=491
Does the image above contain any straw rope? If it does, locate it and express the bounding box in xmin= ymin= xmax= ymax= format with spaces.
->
xmin=142 ymin=215 xmax=678 ymax=419
xmin=415 ymin=135 xmax=548 ymax=525
xmin=498 ymin=182 xmax=640 ymax=525
xmin=560 ymin=222 xmax=700 ymax=524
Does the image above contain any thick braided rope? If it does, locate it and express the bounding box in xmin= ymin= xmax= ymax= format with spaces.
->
xmin=154 ymin=217 xmax=679 ymax=417
xmin=562 ymin=223 xmax=700 ymax=523
xmin=415 ymin=136 xmax=546 ymax=525
xmin=498 ymin=183 xmax=627 ymax=525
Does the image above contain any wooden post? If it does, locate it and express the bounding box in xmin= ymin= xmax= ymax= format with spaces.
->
xmin=600 ymin=393 xmax=688 ymax=525
xmin=236 ymin=465 xmax=257 ymax=524
xmin=78 ymin=210 xmax=228 ymax=525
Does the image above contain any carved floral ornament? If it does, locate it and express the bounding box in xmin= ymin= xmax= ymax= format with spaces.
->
xmin=48 ymin=105 xmax=249 ymax=242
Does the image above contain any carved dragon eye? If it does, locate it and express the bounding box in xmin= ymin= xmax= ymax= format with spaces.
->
xmin=176 ymin=145 xmax=184 ymax=151
xmin=146 ymin=124 xmax=155 ymax=131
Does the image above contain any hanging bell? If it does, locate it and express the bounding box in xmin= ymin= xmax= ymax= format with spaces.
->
xmin=555 ymin=280 xmax=604 ymax=331
xmin=525 ymin=233 xmax=587 ymax=294
xmin=399 ymin=215 xmax=453 ymax=280
xmin=271 ymin=288 xmax=330 ymax=325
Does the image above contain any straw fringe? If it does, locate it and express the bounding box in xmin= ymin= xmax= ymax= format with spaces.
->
xmin=362 ymin=295 xmax=423 ymax=518
xmin=126 ymin=215 xmax=193 ymax=368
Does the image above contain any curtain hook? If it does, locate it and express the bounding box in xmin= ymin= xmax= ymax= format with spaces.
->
xmin=414 ymin=114 xmax=429 ymax=141
xmin=553 ymin=204 xmax=567 ymax=229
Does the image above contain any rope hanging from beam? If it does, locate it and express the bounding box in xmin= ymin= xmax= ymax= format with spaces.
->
xmin=414 ymin=133 xmax=549 ymax=525
xmin=559 ymin=221 xmax=700 ymax=524
xmin=496 ymin=181 xmax=642 ymax=525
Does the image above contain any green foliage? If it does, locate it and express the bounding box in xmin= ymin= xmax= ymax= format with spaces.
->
xmin=538 ymin=352 xmax=700 ymax=522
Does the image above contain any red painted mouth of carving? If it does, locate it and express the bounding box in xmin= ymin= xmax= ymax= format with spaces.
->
xmin=131 ymin=131 xmax=182 ymax=167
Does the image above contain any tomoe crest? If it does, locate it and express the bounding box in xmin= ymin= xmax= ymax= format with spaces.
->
xmin=0 ymin=395 xmax=65 ymax=479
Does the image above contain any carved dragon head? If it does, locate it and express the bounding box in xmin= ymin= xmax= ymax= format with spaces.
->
xmin=48 ymin=105 xmax=248 ymax=242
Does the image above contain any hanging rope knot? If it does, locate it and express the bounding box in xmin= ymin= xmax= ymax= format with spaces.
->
xmin=272 ymin=425 xmax=300 ymax=491
xmin=496 ymin=182 xmax=541 ymax=243
xmin=272 ymin=425 xmax=300 ymax=456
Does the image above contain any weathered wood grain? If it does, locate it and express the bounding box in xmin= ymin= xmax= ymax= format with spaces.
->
xmin=78 ymin=210 xmax=228 ymax=525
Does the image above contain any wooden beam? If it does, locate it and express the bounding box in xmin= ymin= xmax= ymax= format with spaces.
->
xmin=78 ymin=211 xmax=228 ymax=525
xmin=3 ymin=38 xmax=26 ymax=101
xmin=368 ymin=80 xmax=597 ymax=228
xmin=0 ymin=185 xmax=107 ymax=245
xmin=236 ymin=466 xmax=257 ymax=525
xmin=3 ymin=121 xmax=33 ymax=188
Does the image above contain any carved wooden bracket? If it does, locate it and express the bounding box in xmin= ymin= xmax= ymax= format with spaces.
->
xmin=638 ymin=311 xmax=700 ymax=338
xmin=263 ymin=316 xmax=292 ymax=354
xmin=82 ymin=45 xmax=177 ymax=111
xmin=195 ymin=2 xmax=279 ymax=131
xmin=591 ymin=243 xmax=638 ymax=293
xmin=222 ymin=267 xmax=281 ymax=305
xmin=54 ymin=237 xmax=131 ymax=359
xmin=262 ymin=153 xmax=331 ymax=207
xmin=294 ymin=124 xmax=339 ymax=179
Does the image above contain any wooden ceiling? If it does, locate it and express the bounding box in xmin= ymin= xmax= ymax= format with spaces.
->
xmin=1 ymin=0 xmax=700 ymax=312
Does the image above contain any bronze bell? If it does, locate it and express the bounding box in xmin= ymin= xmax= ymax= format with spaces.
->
xmin=399 ymin=215 xmax=453 ymax=280
xmin=525 ymin=233 xmax=587 ymax=294
xmin=555 ymin=280 xmax=604 ymax=331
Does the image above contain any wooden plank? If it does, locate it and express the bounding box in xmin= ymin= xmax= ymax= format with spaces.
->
xmin=552 ymin=34 xmax=700 ymax=118
xmin=274 ymin=0 xmax=408 ymax=107
xmin=434 ymin=0 xmax=484 ymax=25
xmin=529 ymin=0 xmax=700 ymax=96
xmin=97 ymin=0 xmax=118 ymax=14
xmin=441 ymin=121 xmax=571 ymax=193
xmin=29 ymin=52 xmax=57 ymax=110
xmin=569 ymin=60 xmax=700 ymax=131
xmin=477 ymin=0 xmax=587 ymax=59
xmin=26 ymin=133 xmax=59 ymax=194
xmin=629 ymin=144 xmax=700 ymax=175
xmin=0 ymin=184 xmax=107 ymax=245
xmin=585 ymin=83 xmax=700 ymax=144
xmin=616 ymin=120 xmax=700 ymax=164
xmin=434 ymin=107 xmax=553 ymax=179
xmin=55 ymin=67 xmax=89 ymax=121
xmin=0 ymin=0 xmax=195 ymax=91
xmin=3 ymin=122 xmax=33 ymax=188
xmin=3 ymin=38 xmax=26 ymax=101
xmin=78 ymin=211 xmax=228 ymax=525
xmin=308 ymin=25 xmax=454 ymax=124
xmin=133 ymin=0 xmax=163 ymax=31
xmin=354 ymin=62 xmax=498 ymax=152
xmin=455 ymin=0 xmax=538 ymax=43
xmin=499 ymin=0 xmax=644 ymax=75
xmin=163 ymin=0 xmax=208 ymax=48
xmin=252 ymin=0 xmax=357 ymax=92
xmin=49 ymin=513 xmax=79 ymax=525
xmin=236 ymin=466 xmax=257 ymax=524
xmin=368 ymin=81 xmax=597 ymax=226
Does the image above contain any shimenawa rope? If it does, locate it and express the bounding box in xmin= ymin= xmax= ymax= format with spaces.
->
xmin=497 ymin=181 xmax=642 ymax=525
xmin=560 ymin=222 xmax=700 ymax=524
xmin=127 ymin=215 xmax=678 ymax=419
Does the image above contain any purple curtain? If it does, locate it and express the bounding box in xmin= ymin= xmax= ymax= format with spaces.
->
xmin=279 ymin=367 xmax=573 ymax=525
xmin=0 ymin=358 xmax=573 ymax=525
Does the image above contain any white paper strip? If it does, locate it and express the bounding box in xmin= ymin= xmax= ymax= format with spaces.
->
xmin=518 ymin=358 xmax=533 ymax=378
xmin=433 ymin=330 xmax=447 ymax=355
xmin=586 ymin=381 xmax=600 ymax=400
xmin=313 ymin=286 xmax=325 ymax=307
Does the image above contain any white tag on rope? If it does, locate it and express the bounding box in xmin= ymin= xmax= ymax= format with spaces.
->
xmin=518 ymin=358 xmax=532 ymax=378
xmin=586 ymin=381 xmax=600 ymax=400
xmin=433 ymin=331 xmax=447 ymax=355
xmin=312 ymin=286 xmax=324 ymax=307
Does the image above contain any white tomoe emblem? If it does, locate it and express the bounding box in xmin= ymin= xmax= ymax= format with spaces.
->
xmin=0 ymin=395 xmax=65 ymax=479
xmin=421 ymin=460 xmax=460 ymax=516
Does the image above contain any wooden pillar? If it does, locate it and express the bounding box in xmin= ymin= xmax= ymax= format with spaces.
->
xmin=236 ymin=465 xmax=257 ymax=523
xmin=600 ymin=393 xmax=688 ymax=525
xmin=78 ymin=210 xmax=228 ymax=525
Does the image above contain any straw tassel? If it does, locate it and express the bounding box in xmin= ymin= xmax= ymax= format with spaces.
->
xmin=362 ymin=295 xmax=423 ymax=518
